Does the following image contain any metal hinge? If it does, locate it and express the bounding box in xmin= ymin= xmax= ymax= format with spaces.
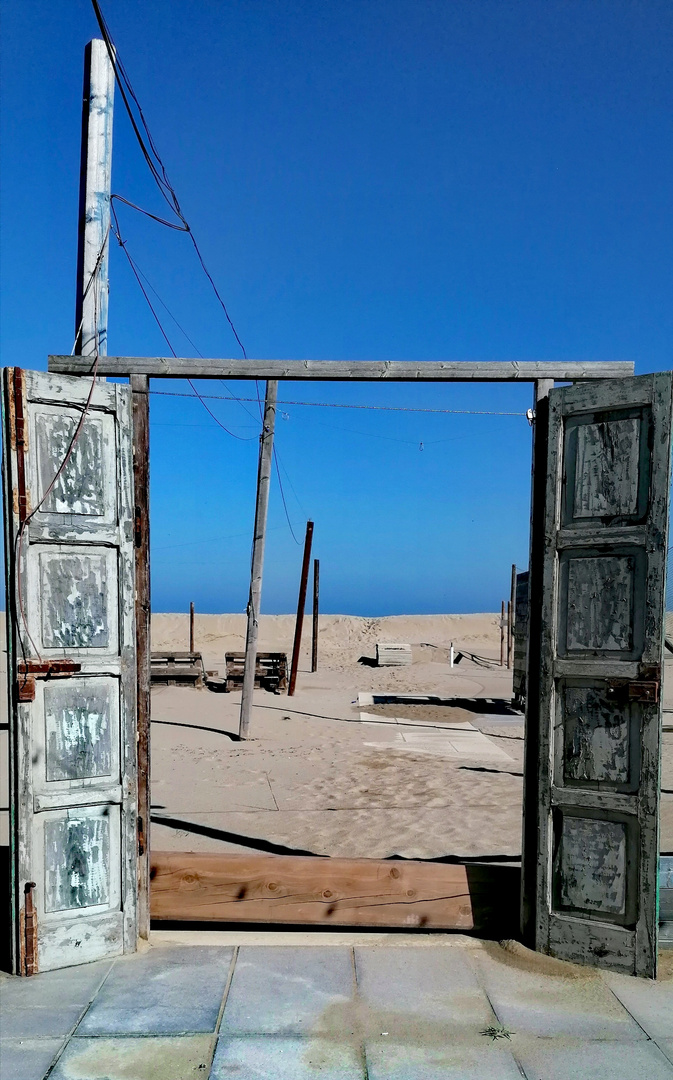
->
xmin=606 ymin=665 xmax=661 ymax=704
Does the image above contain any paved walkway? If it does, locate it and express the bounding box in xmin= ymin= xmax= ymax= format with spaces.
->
xmin=1 ymin=936 xmax=672 ymax=1079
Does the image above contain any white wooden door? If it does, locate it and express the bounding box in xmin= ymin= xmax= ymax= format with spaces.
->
xmin=2 ymin=368 xmax=137 ymax=973
xmin=525 ymin=372 xmax=673 ymax=977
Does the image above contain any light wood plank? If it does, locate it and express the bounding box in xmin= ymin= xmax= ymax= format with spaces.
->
xmin=149 ymin=851 xmax=518 ymax=932
xmin=48 ymin=357 xmax=635 ymax=382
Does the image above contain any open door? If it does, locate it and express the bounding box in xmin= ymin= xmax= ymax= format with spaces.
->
xmin=2 ymin=368 xmax=137 ymax=973
xmin=524 ymin=372 xmax=673 ymax=977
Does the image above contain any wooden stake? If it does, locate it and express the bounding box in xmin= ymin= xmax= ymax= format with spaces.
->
xmin=131 ymin=375 xmax=151 ymax=939
xmin=239 ymin=381 xmax=278 ymax=740
xmin=75 ymin=39 xmax=114 ymax=359
xmin=500 ymin=600 xmax=506 ymax=667
xmin=509 ymin=562 xmax=516 ymax=668
xmin=311 ymin=559 xmax=320 ymax=672
xmin=189 ymin=602 xmax=195 ymax=654
xmin=288 ymin=521 xmax=314 ymax=696
xmin=506 ymin=600 xmax=513 ymax=669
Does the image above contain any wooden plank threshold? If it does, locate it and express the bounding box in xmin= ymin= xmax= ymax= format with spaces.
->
xmin=150 ymin=851 xmax=520 ymax=936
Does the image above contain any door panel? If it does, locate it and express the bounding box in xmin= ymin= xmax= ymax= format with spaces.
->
xmin=527 ymin=372 xmax=673 ymax=977
xmin=2 ymin=368 xmax=137 ymax=973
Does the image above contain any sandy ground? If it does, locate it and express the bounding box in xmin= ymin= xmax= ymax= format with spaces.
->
xmin=150 ymin=613 xmax=673 ymax=861
xmin=1 ymin=613 xmax=671 ymax=861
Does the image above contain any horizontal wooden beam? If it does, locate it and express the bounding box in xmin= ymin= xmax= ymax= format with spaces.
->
xmin=150 ymin=851 xmax=520 ymax=934
xmin=48 ymin=356 xmax=635 ymax=382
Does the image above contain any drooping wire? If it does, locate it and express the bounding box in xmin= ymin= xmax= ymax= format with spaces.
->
xmin=272 ymin=448 xmax=301 ymax=545
xmin=91 ymin=0 xmax=248 ymax=360
xmin=110 ymin=205 xmax=256 ymax=442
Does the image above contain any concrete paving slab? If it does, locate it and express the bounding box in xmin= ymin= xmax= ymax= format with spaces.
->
xmin=354 ymin=946 xmax=494 ymax=1028
xmin=222 ymin=947 xmax=354 ymax=1035
xmin=604 ymin=970 xmax=673 ymax=1038
xmin=211 ymin=1036 xmax=365 ymax=1079
xmin=364 ymin=1041 xmax=523 ymax=1079
xmin=0 ymin=1038 xmax=63 ymax=1080
xmin=657 ymin=1039 xmax=673 ymax=1066
xmin=0 ymin=962 xmax=113 ymax=1039
xmin=470 ymin=946 xmax=645 ymax=1040
xmin=515 ymin=1038 xmax=673 ymax=1079
xmin=48 ymin=1034 xmax=212 ymax=1080
xmin=76 ymin=946 xmax=234 ymax=1035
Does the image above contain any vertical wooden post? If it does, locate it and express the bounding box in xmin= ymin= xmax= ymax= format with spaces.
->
xmin=506 ymin=600 xmax=513 ymax=669
xmin=508 ymin=562 xmax=516 ymax=667
xmin=521 ymin=377 xmax=553 ymax=944
xmin=189 ymin=602 xmax=195 ymax=654
xmin=75 ymin=39 xmax=114 ymax=359
xmin=311 ymin=558 xmax=320 ymax=673
xmin=288 ymin=521 xmax=314 ymax=697
xmin=131 ymin=375 xmax=151 ymax=939
xmin=239 ymin=381 xmax=278 ymax=740
xmin=500 ymin=600 xmax=506 ymax=667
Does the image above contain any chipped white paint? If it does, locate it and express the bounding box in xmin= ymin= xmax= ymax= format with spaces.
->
xmin=2 ymin=369 xmax=136 ymax=973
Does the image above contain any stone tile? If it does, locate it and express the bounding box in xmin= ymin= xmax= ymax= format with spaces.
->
xmin=657 ymin=1039 xmax=673 ymax=1066
xmin=49 ymin=1034 xmax=212 ymax=1080
xmin=211 ymin=1036 xmax=365 ymax=1079
xmin=0 ymin=1038 xmax=63 ymax=1080
xmin=515 ymin=1039 xmax=673 ymax=1079
xmin=364 ymin=1041 xmax=523 ymax=1080
xmin=77 ymin=946 xmax=234 ymax=1035
xmin=354 ymin=946 xmax=493 ymax=1029
xmin=0 ymin=962 xmax=113 ymax=1039
xmin=222 ymin=947 xmax=354 ymax=1035
xmin=603 ymin=970 xmax=673 ymax=1038
xmin=471 ymin=946 xmax=645 ymax=1040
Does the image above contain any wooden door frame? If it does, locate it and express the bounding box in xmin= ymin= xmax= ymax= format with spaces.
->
xmin=46 ymin=355 xmax=635 ymax=939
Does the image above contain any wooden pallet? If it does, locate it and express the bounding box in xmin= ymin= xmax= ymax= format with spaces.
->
xmin=151 ymin=651 xmax=203 ymax=686
xmin=224 ymin=651 xmax=288 ymax=693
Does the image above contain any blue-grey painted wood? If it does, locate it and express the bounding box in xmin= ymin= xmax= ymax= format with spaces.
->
xmin=526 ymin=373 xmax=673 ymax=978
xmin=1 ymin=369 xmax=137 ymax=973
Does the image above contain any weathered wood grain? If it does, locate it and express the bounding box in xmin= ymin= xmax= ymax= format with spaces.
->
xmin=150 ymin=852 xmax=503 ymax=931
xmin=48 ymin=357 xmax=635 ymax=381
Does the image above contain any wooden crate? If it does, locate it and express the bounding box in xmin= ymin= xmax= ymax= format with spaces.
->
xmin=151 ymin=651 xmax=203 ymax=686
xmin=224 ymin=651 xmax=288 ymax=693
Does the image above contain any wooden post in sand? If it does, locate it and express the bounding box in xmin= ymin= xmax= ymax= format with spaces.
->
xmin=311 ymin=558 xmax=320 ymax=672
xmin=506 ymin=600 xmax=513 ymax=669
xmin=189 ymin=602 xmax=195 ymax=653
xmin=508 ymin=563 xmax=516 ymax=668
xmin=500 ymin=600 xmax=506 ymax=667
xmin=239 ymin=380 xmax=278 ymax=739
xmin=288 ymin=521 xmax=314 ymax=696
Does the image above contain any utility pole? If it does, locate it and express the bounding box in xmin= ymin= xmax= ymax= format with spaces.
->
xmin=75 ymin=39 xmax=114 ymax=360
xmin=239 ymin=381 xmax=278 ymax=739
xmin=189 ymin=602 xmax=195 ymax=653
xmin=311 ymin=559 xmax=320 ymax=672
xmin=288 ymin=521 xmax=314 ymax=696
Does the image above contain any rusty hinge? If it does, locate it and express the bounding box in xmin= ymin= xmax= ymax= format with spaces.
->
xmin=18 ymin=659 xmax=82 ymax=678
xmin=138 ymin=815 xmax=144 ymax=857
xmin=134 ymin=506 xmax=143 ymax=548
xmin=606 ymin=665 xmax=660 ymax=705
xmin=19 ymin=881 xmax=38 ymax=976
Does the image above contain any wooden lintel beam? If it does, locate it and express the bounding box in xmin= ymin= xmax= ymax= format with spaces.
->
xmin=48 ymin=356 xmax=635 ymax=382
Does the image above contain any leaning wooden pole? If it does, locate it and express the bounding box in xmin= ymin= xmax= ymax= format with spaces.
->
xmin=500 ymin=600 xmax=506 ymax=667
xmin=75 ymin=39 xmax=114 ymax=359
xmin=311 ymin=558 xmax=320 ymax=673
xmin=239 ymin=381 xmax=278 ymax=740
xmin=506 ymin=600 xmax=513 ymax=670
xmin=288 ymin=521 xmax=314 ymax=696
xmin=189 ymin=601 xmax=195 ymax=653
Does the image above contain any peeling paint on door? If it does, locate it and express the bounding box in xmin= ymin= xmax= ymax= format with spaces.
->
xmin=40 ymin=552 xmax=109 ymax=648
xmin=36 ymin=412 xmax=106 ymax=516
xmin=573 ymin=418 xmax=641 ymax=518
xmin=562 ymin=686 xmax=632 ymax=786
xmin=44 ymin=814 xmax=110 ymax=911
xmin=45 ymin=682 xmax=114 ymax=781
xmin=558 ymin=815 xmax=627 ymax=917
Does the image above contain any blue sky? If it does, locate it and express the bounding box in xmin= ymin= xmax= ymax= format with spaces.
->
xmin=2 ymin=1 xmax=672 ymax=614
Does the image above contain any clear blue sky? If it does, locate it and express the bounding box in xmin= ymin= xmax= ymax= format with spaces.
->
xmin=2 ymin=1 xmax=672 ymax=615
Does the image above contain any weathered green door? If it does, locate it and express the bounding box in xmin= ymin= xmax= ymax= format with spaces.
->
xmin=524 ymin=372 xmax=673 ymax=977
xmin=2 ymin=368 xmax=137 ymax=973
